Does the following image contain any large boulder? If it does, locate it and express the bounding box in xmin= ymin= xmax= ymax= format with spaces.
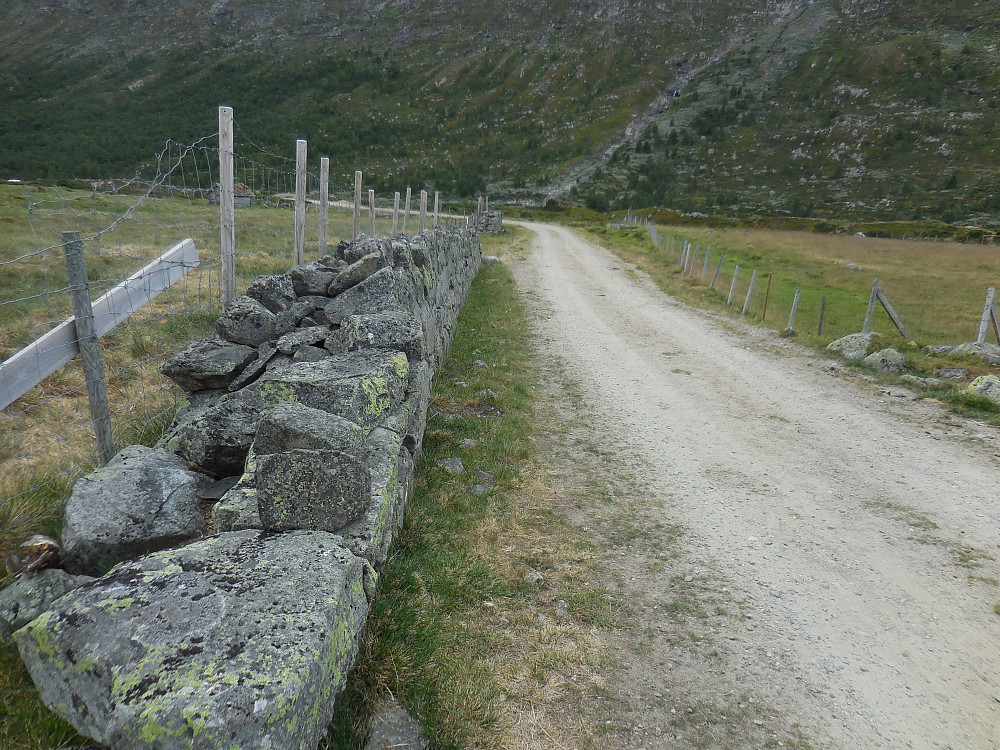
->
xmin=826 ymin=331 xmax=885 ymax=360
xmin=14 ymin=530 xmax=370 ymax=750
xmin=61 ymin=445 xmax=209 ymax=575
xmin=862 ymin=348 xmax=907 ymax=374
xmin=253 ymin=401 xmax=366 ymax=457
xmin=0 ymin=569 xmax=94 ymax=645
xmin=966 ymin=374 xmax=1000 ymax=404
xmin=160 ymin=338 xmax=257 ymax=392
xmin=323 ymin=268 xmax=411 ymax=324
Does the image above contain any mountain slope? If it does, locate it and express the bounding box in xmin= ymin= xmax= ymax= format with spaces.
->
xmin=2 ymin=0 xmax=998 ymax=224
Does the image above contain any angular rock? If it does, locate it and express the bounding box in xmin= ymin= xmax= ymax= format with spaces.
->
xmin=215 ymin=296 xmax=277 ymax=347
xmin=62 ymin=445 xmax=208 ymax=575
xmin=323 ymin=268 xmax=410 ymax=324
xmin=256 ymin=449 xmax=371 ymax=533
xmin=937 ymin=367 xmax=968 ymax=381
xmin=254 ymin=401 xmax=366 ymax=457
xmin=160 ymin=390 xmax=267 ymax=476
xmin=257 ymin=350 xmax=409 ymax=431
xmin=329 ymin=252 xmax=382 ymax=296
xmin=14 ymin=530 xmax=369 ymax=750
xmin=438 ymin=457 xmax=464 ymax=475
xmin=160 ymin=338 xmax=256 ymax=392
xmin=826 ymin=331 xmax=885 ymax=360
xmin=289 ymin=264 xmax=336 ymax=296
xmin=951 ymin=341 xmax=1000 ymax=364
xmin=0 ymin=569 xmax=94 ymax=645
xmin=276 ymin=325 xmax=331 ymax=355
xmin=227 ymin=342 xmax=278 ymax=392
xmin=967 ymin=374 xmax=1000 ymax=404
xmin=365 ymin=698 xmax=428 ymax=750
xmin=923 ymin=344 xmax=956 ymax=355
xmin=334 ymin=312 xmax=425 ymax=360
xmin=212 ymin=483 xmax=262 ymax=533
xmin=245 ymin=274 xmax=297 ymax=313
xmin=862 ymin=348 xmax=907 ymax=374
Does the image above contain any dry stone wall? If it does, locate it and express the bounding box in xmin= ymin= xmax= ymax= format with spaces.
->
xmin=6 ymin=227 xmax=482 ymax=749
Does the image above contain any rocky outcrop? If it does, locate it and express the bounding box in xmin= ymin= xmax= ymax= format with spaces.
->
xmin=862 ymin=348 xmax=907 ymax=374
xmin=10 ymin=227 xmax=482 ymax=749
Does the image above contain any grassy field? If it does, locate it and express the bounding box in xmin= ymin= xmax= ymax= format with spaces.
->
xmin=577 ymin=217 xmax=1000 ymax=423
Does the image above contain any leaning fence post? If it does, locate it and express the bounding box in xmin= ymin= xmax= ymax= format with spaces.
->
xmin=710 ymin=253 xmax=724 ymax=290
xmin=318 ymin=157 xmax=329 ymax=256
xmin=862 ymin=278 xmax=879 ymax=333
xmin=218 ymin=105 xmax=236 ymax=308
xmin=63 ymin=231 xmax=115 ymax=466
xmin=368 ymin=189 xmax=376 ymax=236
xmin=403 ymin=187 xmax=412 ymax=235
xmin=701 ymin=247 xmax=711 ymax=283
xmin=419 ymin=190 xmax=428 ymax=232
xmin=353 ymin=171 xmax=362 ymax=239
xmin=294 ymin=139 xmax=307 ymax=265
xmin=392 ymin=192 xmax=400 ymax=234
xmin=727 ymin=265 xmax=741 ymax=305
xmin=785 ymin=287 xmax=802 ymax=335
xmin=742 ymin=269 xmax=758 ymax=316
xmin=977 ymin=287 xmax=998 ymax=344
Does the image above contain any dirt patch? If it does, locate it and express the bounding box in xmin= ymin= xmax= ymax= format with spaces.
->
xmin=504 ymin=221 xmax=1000 ymax=749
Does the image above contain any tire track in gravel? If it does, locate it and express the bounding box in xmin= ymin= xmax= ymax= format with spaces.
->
xmin=511 ymin=220 xmax=1000 ymax=750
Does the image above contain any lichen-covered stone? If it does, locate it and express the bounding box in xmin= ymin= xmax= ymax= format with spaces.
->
xmin=826 ymin=331 xmax=885 ymax=360
xmin=257 ymin=449 xmax=372 ymax=533
xmin=276 ymin=326 xmax=331 ymax=355
xmin=14 ymin=530 xmax=369 ymax=750
xmin=62 ymin=446 xmax=209 ymax=575
xmin=0 ymin=569 xmax=94 ymax=645
xmin=862 ymin=348 xmax=907 ymax=374
xmin=292 ymin=344 xmax=329 ymax=362
xmin=254 ymin=401 xmax=366 ymax=458
xmin=212 ymin=483 xmax=263 ymax=532
xmin=329 ymin=252 xmax=382 ymax=296
xmin=289 ymin=264 xmax=337 ymax=296
xmin=160 ymin=338 xmax=257 ymax=392
xmin=323 ymin=268 xmax=411 ymax=324
xmin=215 ymin=295 xmax=277 ymax=347
xmin=967 ymin=374 xmax=1000 ymax=404
xmin=257 ymin=350 xmax=410 ymax=431
xmin=335 ymin=312 xmax=425 ymax=360
xmin=245 ymin=274 xmax=297 ymax=313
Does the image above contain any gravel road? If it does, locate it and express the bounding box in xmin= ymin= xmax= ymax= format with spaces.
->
xmin=512 ymin=221 xmax=1000 ymax=749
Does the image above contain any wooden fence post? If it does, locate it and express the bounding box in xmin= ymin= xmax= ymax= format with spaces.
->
xmin=785 ymin=287 xmax=802 ymax=334
xmin=392 ymin=192 xmax=400 ymax=234
xmin=727 ymin=265 xmax=741 ymax=305
xmin=742 ymin=269 xmax=758 ymax=316
xmin=701 ymin=248 xmax=711 ymax=283
xmin=434 ymin=191 xmax=440 ymax=228
xmin=218 ymin=105 xmax=236 ymax=309
xmin=710 ymin=253 xmax=724 ymax=290
xmin=319 ymin=157 xmax=329 ymax=256
xmin=368 ymin=189 xmax=376 ymax=236
xmin=875 ymin=285 xmax=909 ymax=339
xmin=817 ymin=296 xmax=827 ymax=335
xmin=977 ymin=287 xmax=998 ymax=344
xmin=353 ymin=171 xmax=362 ymax=239
xmin=862 ymin=278 xmax=879 ymax=333
xmin=403 ymin=188 xmax=412 ymax=235
xmin=419 ymin=190 xmax=428 ymax=232
xmin=294 ymin=139 xmax=307 ymax=265
xmin=761 ymin=272 xmax=773 ymax=321
xmin=63 ymin=232 xmax=115 ymax=466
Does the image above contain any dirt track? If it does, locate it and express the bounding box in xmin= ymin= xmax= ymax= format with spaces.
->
xmin=512 ymin=221 xmax=1000 ymax=749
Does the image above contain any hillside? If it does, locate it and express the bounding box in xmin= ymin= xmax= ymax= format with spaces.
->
xmin=1 ymin=0 xmax=999 ymax=224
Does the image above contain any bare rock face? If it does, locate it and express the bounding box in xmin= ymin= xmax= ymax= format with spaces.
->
xmin=61 ymin=445 xmax=209 ymax=575
xmin=14 ymin=530 xmax=370 ymax=750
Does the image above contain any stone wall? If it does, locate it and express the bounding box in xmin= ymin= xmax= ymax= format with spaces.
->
xmin=4 ymin=227 xmax=481 ymax=749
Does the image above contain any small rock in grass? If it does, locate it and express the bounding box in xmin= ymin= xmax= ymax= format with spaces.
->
xmin=438 ymin=457 xmax=465 ymax=475
xmin=524 ymin=570 xmax=544 ymax=586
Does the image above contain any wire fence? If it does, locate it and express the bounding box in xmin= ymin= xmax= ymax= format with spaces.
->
xmin=0 ymin=111 xmax=451 ymax=568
